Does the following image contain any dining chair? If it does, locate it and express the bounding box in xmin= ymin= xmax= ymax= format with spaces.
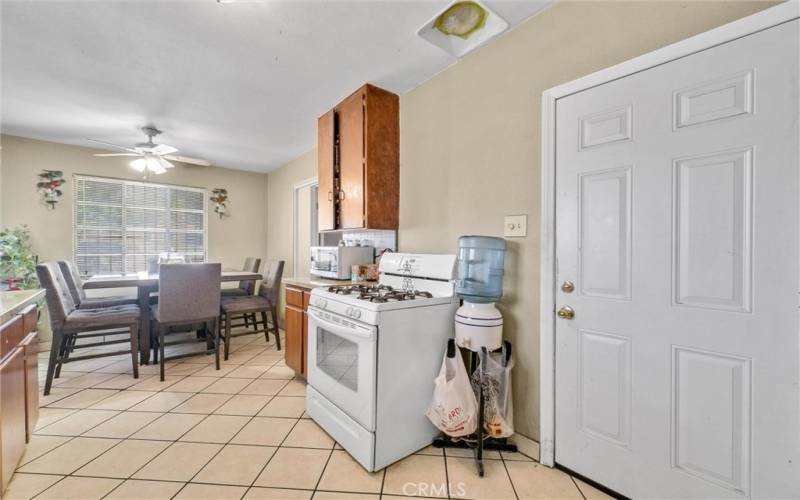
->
xmin=151 ymin=263 xmax=221 ymax=380
xmin=221 ymin=257 xmax=261 ymax=297
xmin=55 ymin=260 xmax=139 ymax=374
xmin=221 ymin=257 xmax=262 ymax=331
xmin=58 ymin=261 xmax=138 ymax=309
xmin=220 ymin=260 xmax=284 ymax=360
xmin=36 ymin=262 xmax=140 ymax=395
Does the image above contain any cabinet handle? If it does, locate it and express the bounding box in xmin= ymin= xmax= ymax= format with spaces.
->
xmin=339 ymin=191 xmax=346 ymax=201
xmin=328 ymin=191 xmax=333 ymax=201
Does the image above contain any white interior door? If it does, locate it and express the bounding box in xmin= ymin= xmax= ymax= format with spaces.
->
xmin=554 ymin=20 xmax=799 ymax=499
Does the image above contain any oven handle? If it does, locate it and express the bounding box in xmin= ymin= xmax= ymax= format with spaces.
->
xmin=308 ymin=308 xmax=376 ymax=342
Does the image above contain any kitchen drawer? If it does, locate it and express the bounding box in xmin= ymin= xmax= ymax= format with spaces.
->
xmin=286 ymin=287 xmax=304 ymax=308
xmin=307 ymin=385 xmax=375 ymax=471
xmin=0 ymin=314 xmax=24 ymax=359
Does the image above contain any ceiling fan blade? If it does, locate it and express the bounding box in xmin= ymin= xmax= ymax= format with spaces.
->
xmin=86 ymin=139 xmax=139 ymax=153
xmin=157 ymin=156 xmax=175 ymax=170
xmin=164 ymin=155 xmax=211 ymax=167
xmin=94 ymin=153 xmax=140 ymax=157
xmin=151 ymin=144 xmax=178 ymax=156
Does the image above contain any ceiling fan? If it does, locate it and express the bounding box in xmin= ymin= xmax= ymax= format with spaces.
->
xmin=89 ymin=126 xmax=211 ymax=176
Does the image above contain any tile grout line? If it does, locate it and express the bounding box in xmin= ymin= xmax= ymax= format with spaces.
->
xmin=442 ymin=444 xmax=451 ymax=500
xmin=309 ymin=445 xmax=336 ymax=499
xmin=571 ymin=474 xmax=588 ymax=500
xmin=500 ymin=456 xmax=521 ymax=500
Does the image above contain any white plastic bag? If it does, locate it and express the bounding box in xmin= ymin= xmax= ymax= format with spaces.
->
xmin=426 ymin=350 xmax=479 ymax=437
xmin=472 ymin=348 xmax=514 ymax=438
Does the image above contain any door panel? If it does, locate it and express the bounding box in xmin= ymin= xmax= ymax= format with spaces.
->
xmin=554 ymin=20 xmax=799 ymax=499
xmin=317 ymin=110 xmax=335 ymax=231
xmin=337 ymin=91 xmax=365 ymax=229
xmin=673 ymin=148 xmax=752 ymax=311
xmin=285 ymin=305 xmax=304 ymax=375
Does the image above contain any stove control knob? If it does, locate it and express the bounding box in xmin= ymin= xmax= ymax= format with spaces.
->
xmin=351 ymin=309 xmax=362 ymax=319
xmin=345 ymin=307 xmax=353 ymax=316
xmin=315 ymin=298 xmax=327 ymax=309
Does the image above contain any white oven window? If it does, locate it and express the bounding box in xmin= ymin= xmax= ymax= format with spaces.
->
xmin=316 ymin=327 xmax=359 ymax=391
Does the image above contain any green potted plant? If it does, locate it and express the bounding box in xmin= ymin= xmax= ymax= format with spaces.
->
xmin=0 ymin=225 xmax=39 ymax=290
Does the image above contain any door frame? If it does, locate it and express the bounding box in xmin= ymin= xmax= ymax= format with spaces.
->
xmin=538 ymin=2 xmax=799 ymax=467
xmin=292 ymin=176 xmax=319 ymax=277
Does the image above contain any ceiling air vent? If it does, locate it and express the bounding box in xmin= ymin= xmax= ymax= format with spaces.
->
xmin=417 ymin=0 xmax=508 ymax=58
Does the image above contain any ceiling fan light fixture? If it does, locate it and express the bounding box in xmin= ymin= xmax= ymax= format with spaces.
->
xmin=130 ymin=158 xmax=147 ymax=172
xmin=146 ymin=156 xmax=166 ymax=174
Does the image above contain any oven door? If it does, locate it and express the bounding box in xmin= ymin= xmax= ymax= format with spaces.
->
xmin=307 ymin=307 xmax=377 ymax=430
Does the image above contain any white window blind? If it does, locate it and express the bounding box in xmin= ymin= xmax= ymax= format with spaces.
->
xmin=74 ymin=175 xmax=207 ymax=276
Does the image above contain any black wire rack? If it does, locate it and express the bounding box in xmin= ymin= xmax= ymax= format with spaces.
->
xmin=432 ymin=338 xmax=517 ymax=477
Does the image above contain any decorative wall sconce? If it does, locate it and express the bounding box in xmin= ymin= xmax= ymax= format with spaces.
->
xmin=210 ymin=188 xmax=229 ymax=218
xmin=37 ymin=170 xmax=66 ymax=210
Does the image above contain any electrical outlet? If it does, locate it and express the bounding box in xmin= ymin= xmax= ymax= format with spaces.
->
xmin=504 ymin=215 xmax=527 ymax=237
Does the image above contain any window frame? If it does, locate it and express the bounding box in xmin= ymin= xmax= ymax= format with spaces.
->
xmin=72 ymin=174 xmax=209 ymax=277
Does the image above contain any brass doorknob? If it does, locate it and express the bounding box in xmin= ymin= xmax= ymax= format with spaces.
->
xmin=557 ymin=306 xmax=575 ymax=320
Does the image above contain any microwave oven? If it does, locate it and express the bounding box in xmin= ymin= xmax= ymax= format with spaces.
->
xmin=310 ymin=246 xmax=375 ymax=280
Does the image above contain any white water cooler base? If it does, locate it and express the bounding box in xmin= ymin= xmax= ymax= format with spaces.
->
xmin=454 ymin=301 xmax=503 ymax=352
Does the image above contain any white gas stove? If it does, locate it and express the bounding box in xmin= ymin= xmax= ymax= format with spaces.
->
xmin=306 ymin=253 xmax=458 ymax=471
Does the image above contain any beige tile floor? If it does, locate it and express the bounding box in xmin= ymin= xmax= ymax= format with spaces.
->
xmin=6 ymin=328 xmax=613 ymax=500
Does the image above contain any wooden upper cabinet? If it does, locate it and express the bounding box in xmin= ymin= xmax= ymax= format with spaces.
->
xmin=317 ymin=83 xmax=399 ymax=231
xmin=317 ymin=110 xmax=336 ymax=231
xmin=338 ymin=90 xmax=366 ymax=229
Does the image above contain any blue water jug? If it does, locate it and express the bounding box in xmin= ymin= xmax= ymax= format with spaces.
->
xmin=456 ymin=235 xmax=506 ymax=303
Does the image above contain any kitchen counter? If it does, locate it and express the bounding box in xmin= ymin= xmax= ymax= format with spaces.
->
xmin=0 ymin=289 xmax=44 ymax=325
xmin=283 ymin=276 xmax=372 ymax=289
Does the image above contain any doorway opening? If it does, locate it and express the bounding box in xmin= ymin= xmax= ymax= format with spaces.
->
xmin=293 ymin=178 xmax=319 ymax=278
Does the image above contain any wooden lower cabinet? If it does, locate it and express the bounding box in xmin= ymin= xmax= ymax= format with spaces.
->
xmin=1 ymin=303 xmax=41 ymax=494
xmin=284 ymin=285 xmax=312 ymax=378
xmin=0 ymin=346 xmax=27 ymax=493
xmin=285 ymin=305 xmax=305 ymax=376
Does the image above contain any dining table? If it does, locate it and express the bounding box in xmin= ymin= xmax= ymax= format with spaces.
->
xmin=83 ymin=270 xmax=263 ymax=364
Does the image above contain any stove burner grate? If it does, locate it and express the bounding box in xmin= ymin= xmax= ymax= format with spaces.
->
xmin=326 ymin=284 xmax=434 ymax=302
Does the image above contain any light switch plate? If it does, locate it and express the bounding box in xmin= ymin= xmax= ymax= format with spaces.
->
xmin=504 ymin=215 xmax=527 ymax=237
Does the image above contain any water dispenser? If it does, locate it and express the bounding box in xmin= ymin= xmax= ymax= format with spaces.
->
xmin=454 ymin=235 xmax=506 ymax=351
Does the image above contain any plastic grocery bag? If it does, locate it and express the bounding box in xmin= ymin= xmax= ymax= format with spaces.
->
xmin=426 ymin=349 xmax=479 ymax=437
xmin=472 ymin=346 xmax=514 ymax=438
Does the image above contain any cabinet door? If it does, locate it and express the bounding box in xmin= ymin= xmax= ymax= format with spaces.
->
xmin=284 ymin=305 xmax=305 ymax=375
xmin=0 ymin=347 xmax=27 ymax=492
xmin=337 ymin=90 xmax=365 ymax=229
xmin=318 ymin=110 xmax=336 ymax=231
xmin=22 ymin=331 xmax=39 ymax=442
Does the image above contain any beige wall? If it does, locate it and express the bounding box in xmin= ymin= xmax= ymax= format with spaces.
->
xmin=266 ymin=148 xmax=316 ymax=280
xmin=268 ymin=0 xmax=776 ymax=441
xmin=265 ymin=148 xmax=316 ymax=318
xmin=0 ymin=135 xmax=269 ymax=271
